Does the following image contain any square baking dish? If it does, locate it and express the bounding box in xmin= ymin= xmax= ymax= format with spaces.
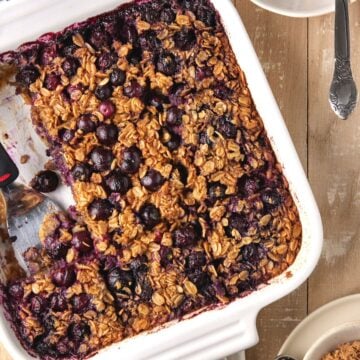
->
xmin=0 ymin=0 xmax=323 ymax=359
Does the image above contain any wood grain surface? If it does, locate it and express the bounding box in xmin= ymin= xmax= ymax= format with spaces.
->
xmin=2 ymin=2 xmax=360 ymax=360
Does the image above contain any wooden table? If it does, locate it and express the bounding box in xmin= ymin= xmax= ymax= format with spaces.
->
xmin=2 ymin=1 xmax=360 ymax=359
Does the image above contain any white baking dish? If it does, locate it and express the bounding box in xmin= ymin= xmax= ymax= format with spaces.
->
xmin=0 ymin=0 xmax=323 ymax=359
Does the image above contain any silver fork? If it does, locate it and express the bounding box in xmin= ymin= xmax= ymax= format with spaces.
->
xmin=329 ymin=0 xmax=358 ymax=119
xmin=0 ymin=142 xmax=60 ymax=272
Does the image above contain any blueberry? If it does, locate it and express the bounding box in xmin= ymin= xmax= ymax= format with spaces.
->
xmin=30 ymin=170 xmax=59 ymax=193
xmin=71 ymin=231 xmax=93 ymax=253
xmin=90 ymin=146 xmax=114 ymax=172
xmin=71 ymin=294 xmax=91 ymax=313
xmin=162 ymin=130 xmax=181 ymax=151
xmin=56 ymin=338 xmax=70 ymax=356
xmin=196 ymin=6 xmax=216 ymax=27
xmin=139 ymin=204 xmax=161 ymax=230
xmin=121 ymin=24 xmax=138 ymax=44
xmin=188 ymin=270 xmax=210 ymax=290
xmin=208 ymin=182 xmax=226 ymax=202
xmin=237 ymin=174 xmax=262 ymax=197
xmin=227 ymin=213 xmax=249 ymax=236
xmin=68 ymin=321 xmax=90 ymax=342
xmin=16 ymin=64 xmax=40 ymax=86
xmin=77 ymin=113 xmax=97 ymax=133
xmin=89 ymin=26 xmax=111 ymax=49
xmin=174 ymin=28 xmax=197 ymax=51
xmin=96 ymin=52 xmax=118 ymax=71
xmin=139 ymin=30 xmax=161 ymax=50
xmin=166 ymin=107 xmax=184 ymax=126
xmin=99 ymin=100 xmax=116 ymax=118
xmin=33 ymin=336 xmax=53 ymax=356
xmin=106 ymin=268 xmax=135 ymax=294
xmin=124 ymin=80 xmax=145 ymax=98
xmin=44 ymin=73 xmax=61 ymax=91
xmin=179 ymin=0 xmax=195 ymax=10
xmin=50 ymin=293 xmax=68 ymax=311
xmin=195 ymin=66 xmax=213 ymax=81
xmin=143 ymin=7 xmax=159 ymax=23
xmin=146 ymin=90 xmax=168 ymax=111
xmin=160 ymin=6 xmax=176 ymax=23
xmin=187 ymin=251 xmax=206 ymax=270
xmin=51 ymin=266 xmax=76 ymax=287
xmin=59 ymin=128 xmax=75 ymax=143
xmin=199 ymin=131 xmax=212 ymax=145
xmin=96 ymin=124 xmax=119 ymax=145
xmin=241 ymin=243 xmax=266 ymax=264
xmin=71 ymin=163 xmax=92 ymax=182
xmin=94 ymin=83 xmax=113 ymax=100
xmin=156 ymin=52 xmax=178 ymax=76
xmin=30 ymin=295 xmax=47 ymax=314
xmin=216 ymin=116 xmax=237 ymax=139
xmin=8 ymin=283 xmax=24 ymax=300
xmin=62 ymin=56 xmax=80 ymax=77
xmin=261 ymin=189 xmax=282 ymax=209
xmin=141 ymin=169 xmax=165 ymax=192
xmin=110 ymin=69 xmax=126 ymax=86
xmin=213 ymin=83 xmax=233 ymax=100
xmin=40 ymin=45 xmax=58 ymax=65
xmin=173 ymin=223 xmax=199 ymax=248
xmin=44 ymin=236 xmax=69 ymax=259
xmin=120 ymin=146 xmax=142 ymax=174
xmin=105 ymin=169 xmax=131 ymax=194
xmin=127 ymin=47 xmax=143 ymax=65
xmin=169 ymin=82 xmax=185 ymax=105
xmin=88 ymin=199 xmax=114 ymax=220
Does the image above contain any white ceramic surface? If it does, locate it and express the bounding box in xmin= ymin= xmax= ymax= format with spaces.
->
xmin=304 ymin=321 xmax=360 ymax=360
xmin=279 ymin=294 xmax=360 ymax=359
xmin=250 ymin=0 xmax=335 ymax=18
xmin=0 ymin=1 xmax=323 ymax=359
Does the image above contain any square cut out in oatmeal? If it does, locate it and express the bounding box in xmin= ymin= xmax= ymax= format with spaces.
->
xmin=0 ymin=0 xmax=302 ymax=358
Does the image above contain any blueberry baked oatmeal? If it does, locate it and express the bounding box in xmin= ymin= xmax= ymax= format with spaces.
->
xmin=0 ymin=0 xmax=302 ymax=358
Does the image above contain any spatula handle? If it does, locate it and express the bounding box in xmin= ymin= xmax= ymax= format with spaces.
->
xmin=0 ymin=142 xmax=19 ymax=188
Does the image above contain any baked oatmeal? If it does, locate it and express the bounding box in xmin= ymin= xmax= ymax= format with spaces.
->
xmin=0 ymin=0 xmax=302 ymax=358
xmin=322 ymin=341 xmax=360 ymax=360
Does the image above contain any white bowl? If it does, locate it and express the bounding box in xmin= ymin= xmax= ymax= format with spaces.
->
xmin=250 ymin=0 xmax=334 ymax=18
xmin=0 ymin=0 xmax=323 ymax=359
xmin=304 ymin=321 xmax=360 ymax=360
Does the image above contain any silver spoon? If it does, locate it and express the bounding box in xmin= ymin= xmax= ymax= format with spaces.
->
xmin=329 ymin=0 xmax=358 ymax=120
xmin=274 ymin=356 xmax=297 ymax=360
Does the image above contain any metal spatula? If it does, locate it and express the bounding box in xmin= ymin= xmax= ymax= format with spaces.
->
xmin=0 ymin=142 xmax=60 ymax=272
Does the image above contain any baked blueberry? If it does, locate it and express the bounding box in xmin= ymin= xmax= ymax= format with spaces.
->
xmin=216 ymin=116 xmax=237 ymax=139
xmin=16 ymin=64 xmax=40 ymax=86
xmin=30 ymin=296 xmax=48 ymax=314
xmin=110 ymin=69 xmax=126 ymax=86
xmin=139 ymin=204 xmax=161 ymax=229
xmin=71 ymin=294 xmax=91 ymax=313
xmin=77 ymin=114 xmax=97 ymax=133
xmin=124 ymin=80 xmax=144 ymax=98
xmin=44 ymin=236 xmax=69 ymax=259
xmin=59 ymin=128 xmax=75 ymax=143
xmin=174 ymin=28 xmax=197 ymax=51
xmin=51 ymin=265 xmax=76 ymax=287
xmin=173 ymin=223 xmax=199 ymax=248
xmin=120 ymin=146 xmax=142 ymax=174
xmin=30 ymin=170 xmax=59 ymax=193
xmin=88 ymin=199 xmax=114 ymax=220
xmin=94 ymin=83 xmax=113 ymax=100
xmin=105 ymin=169 xmax=131 ymax=194
xmin=90 ymin=146 xmax=114 ymax=172
xmin=99 ymin=100 xmax=116 ymax=118
xmin=71 ymin=231 xmax=93 ymax=253
xmin=96 ymin=52 xmax=118 ymax=71
xmin=166 ymin=107 xmax=184 ymax=126
xmin=68 ymin=321 xmax=90 ymax=342
xmin=156 ymin=52 xmax=178 ymax=76
xmin=96 ymin=124 xmax=119 ymax=145
xmin=44 ymin=73 xmax=61 ymax=90
xmin=71 ymin=163 xmax=92 ymax=182
xmin=62 ymin=56 xmax=80 ymax=77
xmin=50 ymin=293 xmax=68 ymax=311
xmin=141 ymin=169 xmax=165 ymax=192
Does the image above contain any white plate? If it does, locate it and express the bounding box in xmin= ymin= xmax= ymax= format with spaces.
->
xmin=250 ymin=0 xmax=334 ymax=18
xmin=279 ymin=294 xmax=360 ymax=359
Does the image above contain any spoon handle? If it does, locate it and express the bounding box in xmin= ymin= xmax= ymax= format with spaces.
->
xmin=335 ymin=0 xmax=350 ymax=60
xmin=329 ymin=0 xmax=358 ymax=120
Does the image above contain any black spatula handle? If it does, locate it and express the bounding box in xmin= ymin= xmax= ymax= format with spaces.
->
xmin=0 ymin=142 xmax=19 ymax=188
